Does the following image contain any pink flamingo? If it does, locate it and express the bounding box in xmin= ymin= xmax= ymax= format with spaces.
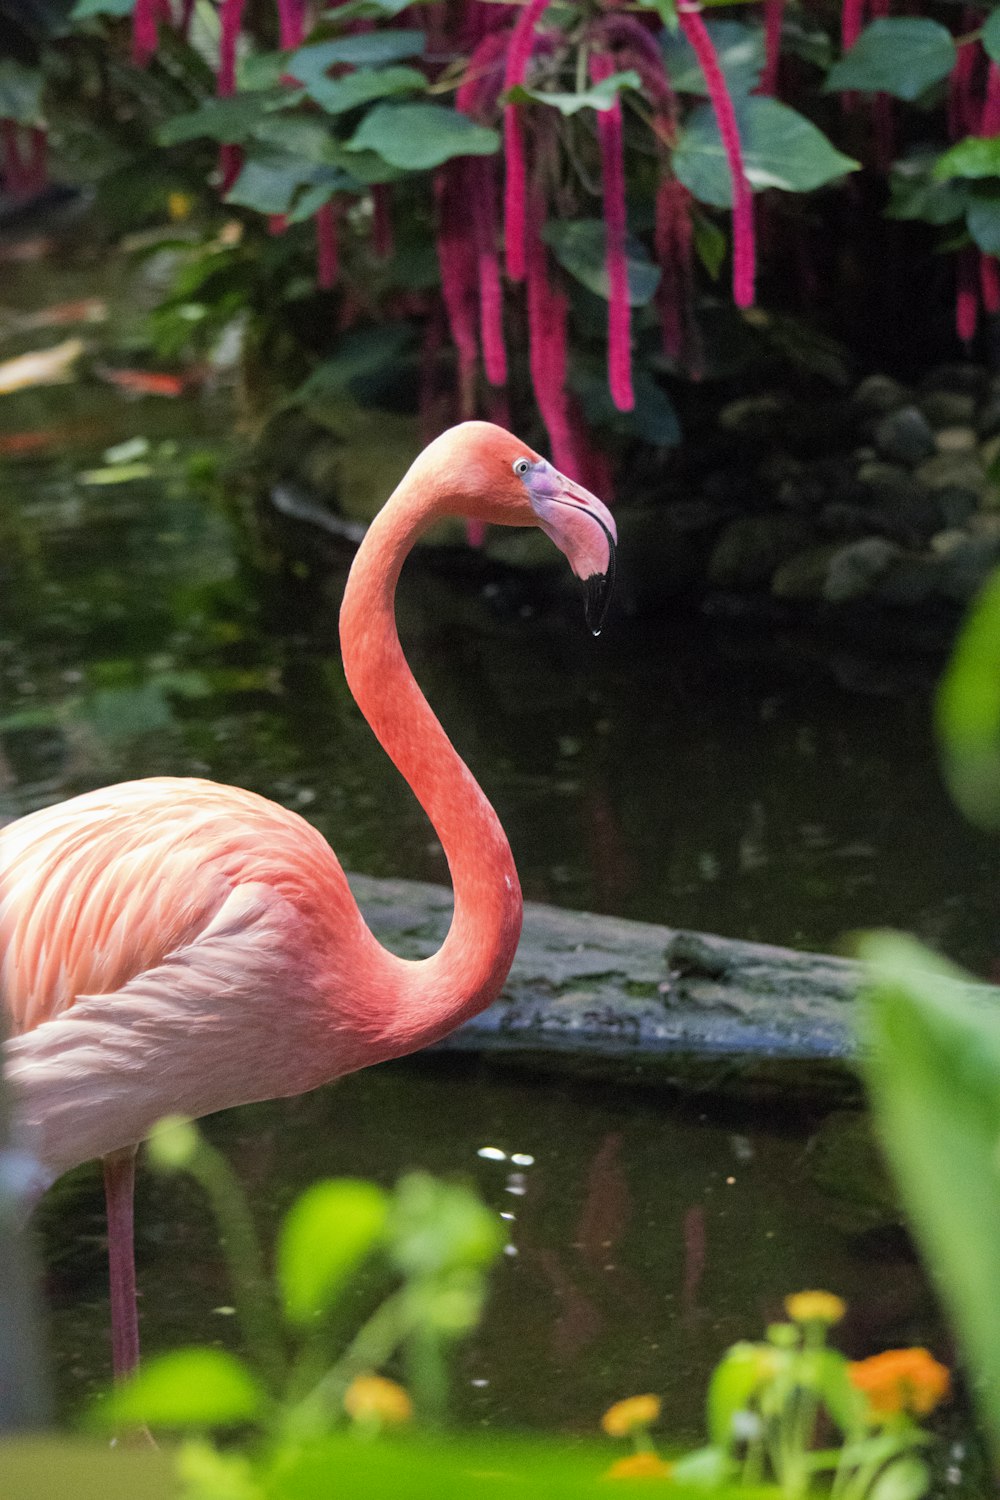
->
xmin=0 ymin=422 xmax=616 ymax=1381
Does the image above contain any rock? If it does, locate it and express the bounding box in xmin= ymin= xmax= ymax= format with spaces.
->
xmin=914 ymin=451 xmax=986 ymax=497
xmin=875 ymin=554 xmax=949 ymax=607
xmin=936 ymin=486 xmax=979 ymax=528
xmin=771 ymin=544 xmax=843 ymax=601
xmin=823 ymin=537 xmax=902 ymax=602
xmin=976 ymin=395 xmax=1000 ymax=440
xmin=708 ymin=513 xmax=816 ymax=590
xmin=934 ymin=425 xmax=978 ymax=454
xmin=777 ymin=471 xmax=828 ymax=512
xmin=872 ymin=405 xmax=936 ymax=465
xmin=930 ymin=528 xmax=973 ymax=557
xmin=939 ymin=534 xmax=1000 ymax=602
xmin=921 ymin=363 xmax=988 ymax=398
xmin=717 ymin=393 xmax=790 ymax=438
xmin=979 ymin=433 xmax=1000 ymax=471
xmin=918 ymin=390 xmax=977 ymax=429
xmin=850 ymin=374 xmax=908 ymax=416
xmin=967 ymin=511 xmax=1000 ymax=539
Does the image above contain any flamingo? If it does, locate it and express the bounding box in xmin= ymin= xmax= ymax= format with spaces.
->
xmin=0 ymin=422 xmax=616 ymax=1382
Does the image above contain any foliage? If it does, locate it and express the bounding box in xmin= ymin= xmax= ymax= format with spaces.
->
xmin=858 ymin=565 xmax=1000 ymax=1462
xmin=859 ymin=935 xmax=1000 ymax=1462
xmin=81 ymin=1118 xmax=949 ymax=1500
xmin=8 ymin=0 xmax=1000 ymax=468
xmin=600 ymin=1297 xmax=944 ymax=1499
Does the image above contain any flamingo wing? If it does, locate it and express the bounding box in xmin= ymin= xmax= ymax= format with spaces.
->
xmin=0 ymin=777 xmax=354 ymax=1036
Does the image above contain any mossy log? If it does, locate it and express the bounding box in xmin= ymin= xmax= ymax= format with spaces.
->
xmin=350 ymin=874 xmax=995 ymax=1066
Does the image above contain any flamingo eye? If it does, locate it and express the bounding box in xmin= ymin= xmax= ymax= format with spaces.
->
xmin=513 ymin=458 xmax=531 ymax=477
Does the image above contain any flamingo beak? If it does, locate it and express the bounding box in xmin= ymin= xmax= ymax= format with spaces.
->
xmin=520 ymin=461 xmax=617 ymax=635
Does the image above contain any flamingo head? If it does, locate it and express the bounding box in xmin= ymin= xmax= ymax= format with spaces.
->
xmin=433 ymin=422 xmax=617 ymax=634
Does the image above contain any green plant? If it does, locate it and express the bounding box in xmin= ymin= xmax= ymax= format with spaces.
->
xmin=858 ymin=567 xmax=1000 ymax=1463
xmin=599 ymin=1295 xmax=946 ymax=1497
xmin=87 ymin=1117 xmax=503 ymax=1460
xmin=82 ymin=1118 xmax=951 ymax=1500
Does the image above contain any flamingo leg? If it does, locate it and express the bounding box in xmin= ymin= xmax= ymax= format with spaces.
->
xmin=102 ymin=1147 xmax=140 ymax=1381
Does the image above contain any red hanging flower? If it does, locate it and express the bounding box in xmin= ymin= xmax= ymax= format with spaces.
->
xmin=676 ymin=2 xmax=755 ymax=309
xmin=503 ymin=0 xmax=550 ymax=282
xmin=590 ymin=52 xmax=634 ymax=412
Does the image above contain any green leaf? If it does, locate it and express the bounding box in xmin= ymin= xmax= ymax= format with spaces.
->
xmin=661 ymin=20 xmax=764 ymax=97
xmin=224 ymin=152 xmax=344 ymax=214
xmin=305 ymin=65 xmax=427 ymax=115
xmin=88 ymin=1349 xmax=265 ymax=1430
xmin=869 ymin=1457 xmax=931 ymax=1500
xmin=346 ymin=103 xmax=498 ymax=170
xmin=513 ymin=70 xmax=642 ymax=115
xmin=935 ymin=135 xmax=1000 ymax=182
xmin=674 ymin=97 xmax=858 ymax=207
xmin=157 ymin=92 xmax=295 ymax=147
xmin=278 ymin=1179 xmax=389 ymax=1325
xmin=692 ymin=212 xmax=727 ymax=277
xmin=329 ymin=0 xmax=427 ymax=18
xmin=543 ymin=219 xmax=660 ymax=306
xmin=707 ymin=1342 xmax=777 ymax=1447
xmin=293 ymin=325 xmax=416 ymax=399
xmin=70 ymin=0 xmax=135 ymax=15
xmin=388 ymin=1172 xmax=505 ymax=1278
xmin=249 ymin=116 xmax=339 ymax=163
xmin=0 ymin=61 xmax=44 ymax=127
xmin=290 ymin=31 xmax=426 ymax=84
xmin=982 ymin=10 xmax=1000 ymax=66
xmin=0 ymin=1437 xmax=175 ymax=1500
xmin=859 ymin=931 xmax=1000 ymax=1450
xmin=886 ymin=153 xmax=969 ymax=225
xmin=937 ymin=568 xmax=1000 ymax=827
xmin=238 ymin=50 xmax=292 ymax=92
xmin=824 ymin=19 xmax=955 ymax=102
xmin=967 ymin=195 xmax=1000 ymax=254
xmin=572 ymin=366 xmax=680 ymax=446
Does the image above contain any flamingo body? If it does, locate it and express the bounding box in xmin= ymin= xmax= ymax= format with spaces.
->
xmin=0 ymin=422 xmax=617 ymax=1378
xmin=2 ymin=778 xmax=366 ymax=1183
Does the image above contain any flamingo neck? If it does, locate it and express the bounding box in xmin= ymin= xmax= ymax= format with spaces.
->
xmin=336 ymin=470 xmax=523 ymax=1060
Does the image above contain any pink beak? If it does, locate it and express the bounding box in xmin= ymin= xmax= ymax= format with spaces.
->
xmin=520 ymin=461 xmax=617 ymax=634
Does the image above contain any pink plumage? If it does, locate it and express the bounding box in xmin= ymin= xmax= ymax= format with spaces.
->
xmin=1 ymin=424 xmax=617 ymax=1385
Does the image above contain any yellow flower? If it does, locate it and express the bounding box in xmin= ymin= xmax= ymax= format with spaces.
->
xmin=343 ymin=1373 xmax=413 ymax=1427
xmin=848 ymin=1348 xmax=950 ymax=1419
xmin=604 ymin=1453 xmax=674 ymax=1480
xmin=784 ymin=1291 xmax=847 ymax=1326
xmin=167 ymin=191 xmax=194 ymax=221
xmin=601 ymin=1395 xmax=662 ymax=1438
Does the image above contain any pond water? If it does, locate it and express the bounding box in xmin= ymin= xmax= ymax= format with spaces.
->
xmin=0 ymin=251 xmax=991 ymax=1468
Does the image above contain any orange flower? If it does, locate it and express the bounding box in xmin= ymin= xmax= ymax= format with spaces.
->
xmin=784 ymin=1291 xmax=846 ymax=1327
xmin=601 ymin=1395 xmax=662 ymax=1438
xmin=343 ymin=1373 xmax=413 ymax=1427
xmin=848 ymin=1348 xmax=950 ymax=1419
xmin=604 ymin=1452 xmax=674 ymax=1480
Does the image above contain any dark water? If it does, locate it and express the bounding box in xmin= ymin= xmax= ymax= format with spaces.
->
xmin=0 ymin=253 xmax=991 ymax=1459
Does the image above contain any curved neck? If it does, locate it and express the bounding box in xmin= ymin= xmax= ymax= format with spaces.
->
xmin=336 ymin=468 xmax=523 ymax=1059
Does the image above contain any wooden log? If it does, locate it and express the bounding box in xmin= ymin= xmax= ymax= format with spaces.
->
xmin=350 ymin=874 xmax=997 ymax=1067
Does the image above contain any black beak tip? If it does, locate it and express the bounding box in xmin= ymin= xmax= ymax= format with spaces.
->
xmin=583 ymin=569 xmax=613 ymax=636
